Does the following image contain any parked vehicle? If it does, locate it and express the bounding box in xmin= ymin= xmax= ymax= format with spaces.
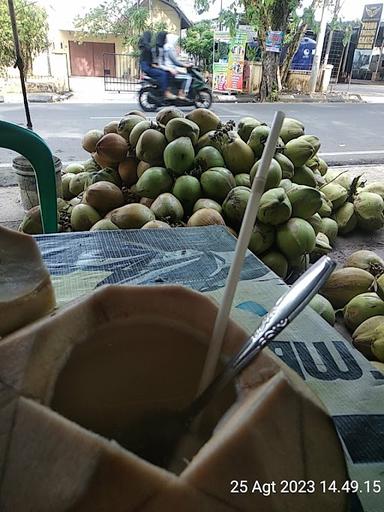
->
xmin=138 ymin=67 xmax=212 ymax=112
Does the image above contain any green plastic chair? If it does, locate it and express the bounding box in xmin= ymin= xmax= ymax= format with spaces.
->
xmin=0 ymin=120 xmax=58 ymax=233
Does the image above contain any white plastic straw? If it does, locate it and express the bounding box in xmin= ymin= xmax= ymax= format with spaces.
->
xmin=197 ymin=111 xmax=286 ymax=394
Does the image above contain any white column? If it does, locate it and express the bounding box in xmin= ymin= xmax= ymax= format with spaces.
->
xmin=309 ymin=0 xmax=328 ymax=93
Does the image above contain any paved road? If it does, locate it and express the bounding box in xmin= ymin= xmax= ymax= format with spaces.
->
xmin=1 ymin=101 xmax=383 ymax=185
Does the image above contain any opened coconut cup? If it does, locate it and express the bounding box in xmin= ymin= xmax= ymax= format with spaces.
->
xmin=0 ymin=285 xmax=347 ymax=511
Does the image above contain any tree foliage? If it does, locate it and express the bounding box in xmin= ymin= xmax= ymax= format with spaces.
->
xmin=180 ymin=21 xmax=213 ymax=71
xmin=74 ymin=0 xmax=166 ymax=51
xmin=0 ymin=0 xmax=49 ymax=73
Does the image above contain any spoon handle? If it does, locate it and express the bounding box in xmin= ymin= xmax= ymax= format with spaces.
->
xmin=188 ymin=256 xmax=336 ymax=419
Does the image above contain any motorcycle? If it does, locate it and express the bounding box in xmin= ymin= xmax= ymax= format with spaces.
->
xmin=138 ymin=67 xmax=212 ymax=112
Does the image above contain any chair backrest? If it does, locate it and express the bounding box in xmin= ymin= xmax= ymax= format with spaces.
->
xmin=0 ymin=120 xmax=57 ymax=233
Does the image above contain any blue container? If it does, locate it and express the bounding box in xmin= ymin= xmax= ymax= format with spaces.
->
xmin=291 ymin=37 xmax=316 ymax=71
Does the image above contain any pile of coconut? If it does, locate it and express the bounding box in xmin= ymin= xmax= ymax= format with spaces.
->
xmin=19 ymin=107 xmax=384 ymax=282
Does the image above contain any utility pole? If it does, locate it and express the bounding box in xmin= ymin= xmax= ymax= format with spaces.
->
xmin=7 ymin=0 xmax=33 ymax=129
xmin=309 ymin=0 xmax=329 ymax=93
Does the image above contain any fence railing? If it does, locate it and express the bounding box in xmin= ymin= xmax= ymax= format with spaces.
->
xmin=103 ymin=53 xmax=141 ymax=93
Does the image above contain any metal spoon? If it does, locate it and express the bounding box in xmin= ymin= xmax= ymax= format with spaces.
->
xmin=122 ymin=256 xmax=336 ymax=469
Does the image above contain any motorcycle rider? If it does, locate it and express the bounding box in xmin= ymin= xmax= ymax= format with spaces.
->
xmin=138 ymin=31 xmax=175 ymax=100
xmin=163 ymin=33 xmax=193 ymax=99
xmin=156 ymin=31 xmax=192 ymax=99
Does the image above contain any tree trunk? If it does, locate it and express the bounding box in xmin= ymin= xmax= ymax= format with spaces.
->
xmin=259 ymin=0 xmax=292 ymax=101
xmin=281 ymin=22 xmax=308 ymax=86
xmin=260 ymin=51 xmax=280 ymax=101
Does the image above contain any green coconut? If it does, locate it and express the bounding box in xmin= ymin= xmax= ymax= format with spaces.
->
xmin=187 ymin=208 xmax=225 ymax=227
xmin=307 ymin=213 xmax=323 ymax=234
xmin=286 ymin=185 xmax=322 ymax=219
xmin=321 ymin=267 xmax=375 ymax=309
xmin=19 ymin=206 xmax=43 ymax=234
xmin=156 ymin=107 xmax=184 ymax=127
xmin=372 ymin=328 xmax=384 ymax=361
xmin=318 ymin=158 xmax=328 ymax=176
xmin=200 ymin=167 xmax=236 ymax=202
xmin=353 ymin=316 xmax=384 ymax=359
xmin=90 ymin=219 xmax=119 ymax=231
xmin=165 ymin=118 xmax=200 ymax=145
xmin=82 ymin=157 xmax=101 ymax=173
xmin=321 ymin=183 xmax=348 ymax=210
xmin=309 ymin=295 xmax=335 ymax=326
xmin=257 ymin=187 xmax=292 ymax=226
xmin=292 ymin=165 xmax=317 ymax=187
xmin=83 ymin=181 xmax=124 ymax=215
xmin=103 ymin=120 xmax=119 ymax=134
xmin=172 ymin=176 xmax=202 ymax=214
xmin=186 ymin=108 xmax=220 ymax=136
xmin=306 ymin=155 xmax=320 ymax=172
xmin=376 ymin=274 xmax=384 ymax=302
xmin=82 ymin=130 xmax=104 ymax=153
xmin=318 ymin=192 xmax=333 ymax=217
xmin=298 ymin=135 xmax=321 ymax=157
xmin=248 ymin=125 xmax=284 ymax=159
xmin=117 ymin=114 xmax=145 ymax=141
xmin=250 ymin=158 xmax=282 ymax=191
xmin=312 ymin=232 xmax=332 ymax=257
xmin=192 ymin=198 xmax=222 ymax=214
xmin=91 ymin=168 xmax=122 ymax=188
xmin=129 ymin=120 xmax=153 ymax=148
xmin=196 ymin=131 xmax=221 ymax=152
xmin=333 ymin=202 xmax=357 ymax=235
xmin=71 ymin=204 xmax=101 ymax=231
xmin=289 ymin=254 xmax=310 ymax=273
xmin=248 ymin=223 xmax=275 ymax=256
xmin=276 ymin=218 xmax=316 ymax=260
xmin=194 ymin=146 xmax=225 ymax=171
xmin=69 ymin=172 xmax=93 ymax=196
xmin=354 ymin=192 xmax=384 ymax=231
xmin=142 ymin=220 xmax=171 ymax=229
xmin=237 ymin=117 xmax=262 ymax=142
xmin=260 ymin=251 xmax=289 ymax=279
xmin=320 ymin=217 xmax=338 ymax=245
xmin=135 ymin=167 xmax=173 ymax=199
xmin=313 ymin=170 xmax=326 ymax=188
xmin=283 ymin=138 xmax=314 ymax=167
xmin=62 ymin=173 xmax=75 ymax=200
xmin=344 ymin=292 xmax=384 ymax=332
xmin=279 ymin=179 xmax=294 ymax=192
xmin=136 ymin=129 xmax=167 ymax=165
xmin=344 ymin=250 xmax=384 ymax=276
xmin=64 ymin=163 xmax=85 ymax=174
xmin=274 ymin=152 xmax=294 ymax=179
xmin=222 ymin=186 xmax=251 ymax=229
xmin=150 ymin=193 xmax=184 ymax=223
xmin=361 ymin=182 xmax=384 ymax=200
xmin=221 ymin=136 xmax=255 ymax=175
xmin=111 ymin=204 xmax=155 ymax=229
xmin=279 ymin=117 xmax=305 ymax=144
xmin=235 ymin=174 xmax=251 ymax=188
xmin=164 ymin=137 xmax=195 ymax=176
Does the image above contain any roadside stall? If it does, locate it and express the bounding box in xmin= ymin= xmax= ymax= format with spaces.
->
xmin=1 ymin=107 xmax=384 ymax=511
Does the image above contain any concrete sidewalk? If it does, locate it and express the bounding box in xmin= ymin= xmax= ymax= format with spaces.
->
xmin=1 ymin=164 xmax=384 ymax=232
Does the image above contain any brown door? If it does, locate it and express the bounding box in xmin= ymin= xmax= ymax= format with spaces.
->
xmin=69 ymin=41 xmax=116 ymax=77
xmin=93 ymin=42 xmax=116 ymax=77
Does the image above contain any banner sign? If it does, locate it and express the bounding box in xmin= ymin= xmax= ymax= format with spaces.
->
xmin=213 ymin=30 xmax=247 ymax=92
xmin=357 ymin=3 xmax=383 ymax=49
xmin=227 ymin=31 xmax=247 ymax=91
xmin=266 ymin=30 xmax=284 ymax=53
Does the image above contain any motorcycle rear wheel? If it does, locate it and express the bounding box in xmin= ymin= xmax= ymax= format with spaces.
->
xmin=138 ymin=86 xmax=159 ymax=112
xmin=194 ymin=88 xmax=212 ymax=109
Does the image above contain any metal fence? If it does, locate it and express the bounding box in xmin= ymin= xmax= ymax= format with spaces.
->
xmin=103 ymin=53 xmax=141 ymax=92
